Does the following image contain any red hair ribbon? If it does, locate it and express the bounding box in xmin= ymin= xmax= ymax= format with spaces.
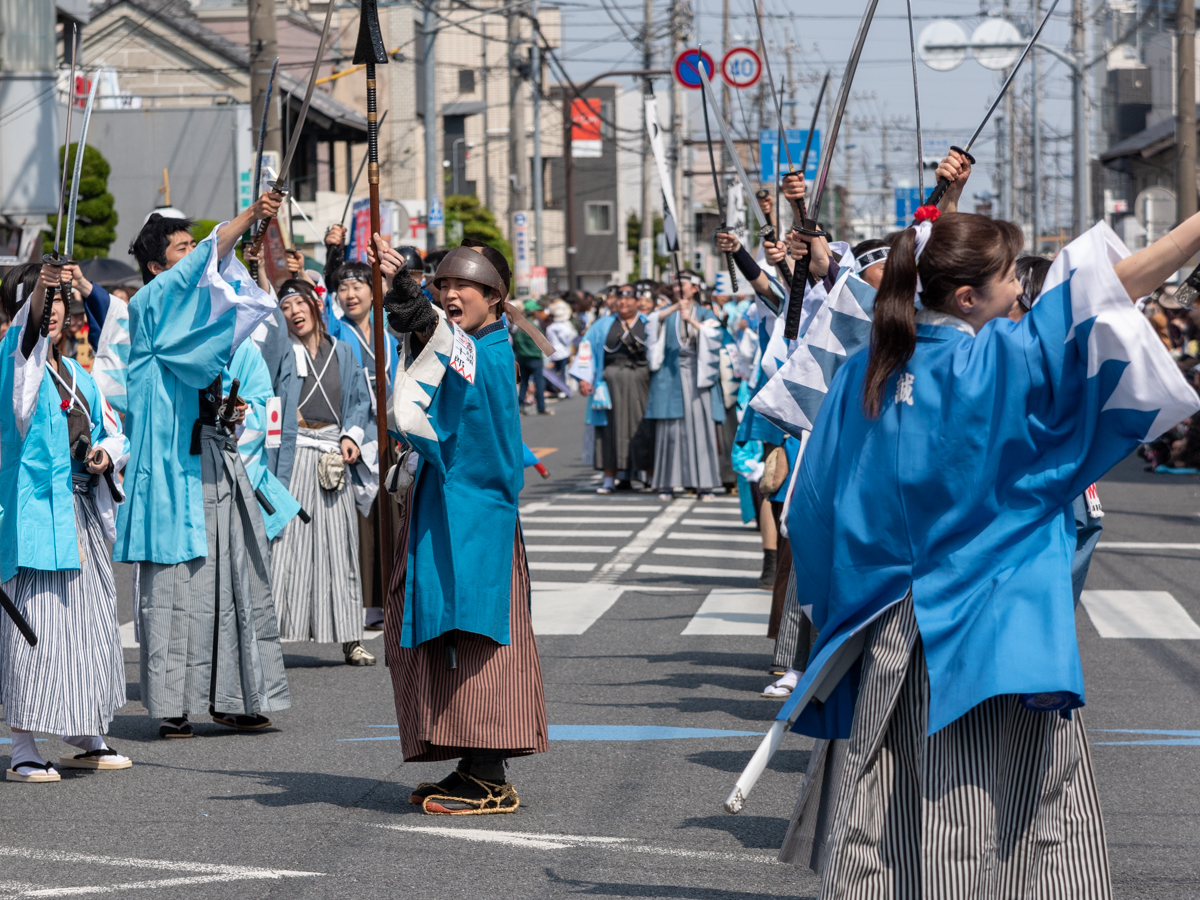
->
xmin=913 ymin=205 xmax=940 ymax=223
xmin=313 ymin=285 xmax=326 ymax=297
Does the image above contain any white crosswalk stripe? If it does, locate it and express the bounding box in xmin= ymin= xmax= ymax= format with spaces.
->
xmin=523 ymin=516 xmax=650 ymax=523
xmin=636 ymin=564 xmax=758 ymax=580
xmin=652 ymin=547 xmax=762 ymax=561
xmin=680 ymin=589 xmax=772 ymax=634
xmin=528 ymin=561 xmax=598 ymax=573
xmin=679 ymin=519 xmax=756 ymax=528
xmin=667 ymin=532 xmax=761 ymax=544
xmin=525 ymin=545 xmax=617 ymax=553
xmin=522 ymin=529 xmax=633 ymax=537
xmin=1080 ymin=590 xmax=1200 ymax=639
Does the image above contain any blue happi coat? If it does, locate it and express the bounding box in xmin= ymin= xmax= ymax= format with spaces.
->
xmin=390 ymin=314 xmax=523 ymax=648
xmin=113 ymin=227 xmax=277 ymax=564
xmin=781 ymin=223 xmax=1200 ymax=738
xmin=645 ymin=307 xmax=726 ymax=424
xmin=570 ymin=313 xmax=648 ymax=428
xmin=0 ymin=302 xmax=130 ymax=582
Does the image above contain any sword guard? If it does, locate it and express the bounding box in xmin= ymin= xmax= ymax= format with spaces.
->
xmin=791 ymin=220 xmax=829 ymax=240
xmin=42 ymin=253 xmax=66 ymax=267
xmin=949 ymin=145 xmax=976 ymax=166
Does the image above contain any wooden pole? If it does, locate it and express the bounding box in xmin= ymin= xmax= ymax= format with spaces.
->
xmin=366 ymin=60 xmax=395 ymax=594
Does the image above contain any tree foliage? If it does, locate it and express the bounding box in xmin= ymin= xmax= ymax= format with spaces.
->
xmin=625 ymin=211 xmax=668 ymax=279
xmin=45 ymin=144 xmax=118 ymax=259
xmin=444 ymin=194 xmax=512 ymax=273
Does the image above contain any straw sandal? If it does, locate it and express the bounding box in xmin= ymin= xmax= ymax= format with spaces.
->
xmin=422 ymin=774 xmax=520 ymax=815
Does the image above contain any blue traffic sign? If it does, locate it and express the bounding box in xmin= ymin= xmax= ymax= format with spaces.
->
xmin=894 ymin=186 xmax=922 ymax=227
xmin=674 ymin=49 xmax=715 ymax=90
xmin=759 ymin=130 xmax=820 ymax=183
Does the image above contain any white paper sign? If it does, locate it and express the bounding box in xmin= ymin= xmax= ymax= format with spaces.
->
xmin=449 ymin=324 xmax=476 ymax=384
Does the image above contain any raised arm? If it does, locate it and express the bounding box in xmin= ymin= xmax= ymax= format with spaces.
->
xmin=1115 ymin=211 xmax=1200 ymax=301
xmin=215 ymin=190 xmax=284 ymax=261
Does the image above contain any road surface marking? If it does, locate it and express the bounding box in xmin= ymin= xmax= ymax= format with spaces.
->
xmin=524 ymin=545 xmax=617 ymax=553
xmin=680 ymin=588 xmax=772 ymax=634
xmin=652 ymin=547 xmax=762 ymax=561
xmin=542 ymin=503 xmax=664 ymax=510
xmin=522 ymin=529 xmax=633 ymax=538
xmin=590 ymin=499 xmax=695 ymax=584
xmin=1080 ymin=590 xmax=1200 ymax=639
xmin=666 ymin=532 xmax=761 ymax=544
xmin=367 ymin=824 xmax=779 ymax=864
xmin=528 ymin=561 xmax=597 ymax=573
xmin=0 ymin=847 xmax=321 ymax=898
xmin=637 ymin=565 xmax=759 ymax=582
xmin=679 ymin=519 xmax=756 ymax=528
xmin=1095 ymin=543 xmax=1200 ymax=551
xmin=522 ymin=516 xmax=649 ymax=523
xmin=532 ymin=584 xmax=626 ymax=633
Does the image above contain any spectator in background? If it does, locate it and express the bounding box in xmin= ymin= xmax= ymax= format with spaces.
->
xmin=544 ymin=299 xmax=577 ymax=397
xmin=514 ymin=300 xmax=551 ymax=416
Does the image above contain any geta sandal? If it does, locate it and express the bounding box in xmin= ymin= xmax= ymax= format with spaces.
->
xmin=422 ymin=774 xmax=519 ymax=815
xmin=211 ymin=712 xmax=272 ymax=731
xmin=6 ymin=760 xmax=60 ymax=783
xmin=159 ymin=717 xmax=193 ymax=739
xmin=58 ymin=747 xmax=132 ymax=770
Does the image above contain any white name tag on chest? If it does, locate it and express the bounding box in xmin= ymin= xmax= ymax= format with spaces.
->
xmin=448 ymin=324 xmax=476 ymax=384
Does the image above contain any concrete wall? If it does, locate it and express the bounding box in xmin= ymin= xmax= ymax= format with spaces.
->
xmin=83 ymin=105 xmax=246 ymax=258
xmin=0 ymin=0 xmax=59 ymax=216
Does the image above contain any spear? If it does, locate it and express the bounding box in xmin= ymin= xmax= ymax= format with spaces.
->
xmin=355 ymin=0 xmax=395 ymax=595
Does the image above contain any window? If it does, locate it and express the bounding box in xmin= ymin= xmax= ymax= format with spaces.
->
xmin=458 ymin=69 xmax=476 ymax=94
xmin=585 ymin=201 xmax=613 ymax=235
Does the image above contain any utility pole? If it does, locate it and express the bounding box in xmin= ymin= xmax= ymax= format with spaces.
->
xmin=1030 ymin=0 xmax=1040 ymax=253
xmin=509 ymin=7 xmax=528 ymax=227
xmin=721 ymin=0 xmax=731 ymax=158
xmin=1178 ymin=0 xmax=1197 ymax=252
xmin=248 ymin=0 xmax=280 ymax=158
xmin=1002 ymin=0 xmax=1015 ymax=223
xmin=1071 ymin=0 xmax=1090 ymax=236
xmin=531 ymin=0 xmax=543 ymax=267
xmin=423 ymin=0 xmax=439 ymax=250
xmin=640 ymin=0 xmax=654 ymax=279
xmin=482 ymin=22 xmax=491 ymax=213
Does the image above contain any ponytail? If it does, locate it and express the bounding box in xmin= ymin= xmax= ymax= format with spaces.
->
xmin=860 ymin=212 xmax=1024 ymax=418
xmin=862 ymin=227 xmax=919 ymax=418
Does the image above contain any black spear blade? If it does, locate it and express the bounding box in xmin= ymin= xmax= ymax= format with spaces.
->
xmin=355 ymin=0 xmax=389 ymax=65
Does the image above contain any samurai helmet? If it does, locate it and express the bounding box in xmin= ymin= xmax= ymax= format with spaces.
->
xmin=431 ymin=246 xmax=506 ymax=297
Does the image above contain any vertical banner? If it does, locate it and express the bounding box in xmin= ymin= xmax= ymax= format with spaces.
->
xmin=725 ymin=180 xmax=747 ymax=243
xmin=513 ymin=210 xmax=532 ymax=298
xmin=645 ymin=95 xmax=679 ymax=253
xmin=571 ymin=98 xmax=603 ymax=158
xmin=348 ymin=197 xmax=398 ymax=261
xmin=530 ymin=265 xmax=548 ymax=298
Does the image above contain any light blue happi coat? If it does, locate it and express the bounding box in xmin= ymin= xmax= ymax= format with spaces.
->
xmin=0 ymin=302 xmax=131 ymax=582
xmin=390 ymin=314 xmax=523 ymax=648
xmin=781 ymin=223 xmax=1200 ymax=739
xmin=113 ymin=229 xmax=276 ymax=564
xmin=227 ymin=340 xmax=301 ymax=540
xmin=568 ymin=313 xmax=648 ymax=428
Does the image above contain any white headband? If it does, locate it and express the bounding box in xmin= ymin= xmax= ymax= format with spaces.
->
xmin=913 ymin=220 xmax=934 ymax=296
xmin=15 ymin=283 xmax=25 ymax=309
xmin=855 ymin=247 xmax=889 ymax=273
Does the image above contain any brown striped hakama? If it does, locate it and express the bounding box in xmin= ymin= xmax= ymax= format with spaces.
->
xmin=782 ymin=594 xmax=1112 ymax=900
xmin=384 ymin=497 xmax=548 ymax=763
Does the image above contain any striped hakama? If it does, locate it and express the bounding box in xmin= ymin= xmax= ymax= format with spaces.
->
xmin=652 ymin=354 xmax=721 ymax=493
xmin=384 ymin=503 xmax=548 ymax=763
xmin=137 ymin=426 xmax=290 ymax=718
xmin=271 ymin=425 xmax=363 ymax=644
xmin=781 ymin=595 xmax=1111 ymax=899
xmin=772 ymin=566 xmax=816 ymax=671
xmin=0 ymin=479 xmax=125 ymax=735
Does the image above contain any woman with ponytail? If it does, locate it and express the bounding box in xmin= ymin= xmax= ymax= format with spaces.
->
xmin=778 ymin=149 xmax=1200 ymax=897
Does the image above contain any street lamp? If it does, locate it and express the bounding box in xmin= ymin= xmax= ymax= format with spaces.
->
xmin=562 ymin=68 xmax=669 ymax=290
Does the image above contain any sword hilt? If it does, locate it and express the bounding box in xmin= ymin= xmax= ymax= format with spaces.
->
xmin=1175 ymin=261 xmax=1200 ymax=310
xmin=40 ymin=252 xmax=68 ymax=338
xmin=725 ymin=252 xmax=739 ymax=294
xmin=784 ymin=219 xmax=829 ymax=341
xmin=921 ymin=146 xmax=975 ymax=213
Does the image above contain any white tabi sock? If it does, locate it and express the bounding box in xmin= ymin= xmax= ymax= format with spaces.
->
xmin=601 ymin=475 xmax=616 ymax=490
xmin=10 ymin=732 xmax=51 ymax=773
xmin=63 ymin=735 xmax=106 ymax=753
xmin=775 ymin=668 xmax=800 ymax=691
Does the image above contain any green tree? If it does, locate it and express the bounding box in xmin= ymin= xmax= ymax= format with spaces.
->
xmin=45 ymin=143 xmax=118 ymax=259
xmin=444 ymin=194 xmax=512 ymax=273
xmin=625 ymin=211 xmax=668 ymax=279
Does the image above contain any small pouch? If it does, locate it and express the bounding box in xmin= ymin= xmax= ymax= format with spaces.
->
xmin=590 ymin=382 xmax=612 ymax=411
xmin=759 ymin=446 xmax=789 ymax=495
xmin=317 ymin=449 xmax=346 ymax=492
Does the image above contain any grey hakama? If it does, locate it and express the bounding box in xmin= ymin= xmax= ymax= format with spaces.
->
xmin=0 ymin=478 xmax=125 ymax=735
xmin=651 ymin=353 xmax=721 ymax=492
xmin=781 ymin=595 xmax=1111 ymax=899
xmin=594 ymin=361 xmax=654 ymax=474
xmin=137 ymin=426 xmax=290 ymax=718
xmin=271 ymin=425 xmax=364 ymax=644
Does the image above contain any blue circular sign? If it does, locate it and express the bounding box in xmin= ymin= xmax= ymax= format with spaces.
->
xmin=674 ymin=49 xmax=715 ymax=90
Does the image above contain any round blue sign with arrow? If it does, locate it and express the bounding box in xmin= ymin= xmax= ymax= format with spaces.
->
xmin=674 ymin=49 xmax=715 ymax=91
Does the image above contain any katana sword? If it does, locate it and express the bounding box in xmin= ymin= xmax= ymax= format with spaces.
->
xmin=356 ymin=0 xmax=397 ymax=602
xmin=696 ymin=61 xmax=767 ymax=233
xmin=42 ymin=24 xmax=80 ymax=336
xmin=249 ymin=2 xmax=336 ymax=255
xmin=786 ymin=70 xmax=829 ymax=229
xmin=905 ymin=0 xmax=924 ymax=196
xmin=921 ymin=0 xmax=1060 ymax=211
xmin=251 ymin=57 xmax=279 ymax=221
xmin=64 ymin=74 xmax=99 ymax=262
xmin=693 ymin=49 xmax=739 ymax=294
xmin=0 ymin=587 xmax=37 ymax=647
xmin=339 ymin=109 xmax=388 ymax=227
xmin=784 ymin=0 xmax=880 ymax=341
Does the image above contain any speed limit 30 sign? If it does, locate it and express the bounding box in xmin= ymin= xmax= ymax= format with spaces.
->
xmin=721 ymin=46 xmax=762 ymax=89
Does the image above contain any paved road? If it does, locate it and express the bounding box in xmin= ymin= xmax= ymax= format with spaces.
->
xmin=3 ymin=393 xmax=1200 ymax=898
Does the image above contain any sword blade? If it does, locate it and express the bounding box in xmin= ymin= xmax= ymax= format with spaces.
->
xmin=799 ymin=71 xmax=829 ymax=176
xmin=252 ymin=57 xmax=279 ymax=202
xmin=963 ymin=0 xmax=1060 ymax=153
xmin=807 ymin=0 xmax=881 ymax=222
xmin=753 ymin=8 xmax=796 ymax=175
xmin=697 ymin=62 xmax=768 ymax=230
xmin=64 ymin=74 xmax=100 ymax=258
xmin=275 ymin=1 xmax=337 ymax=190
xmin=52 ymin=23 xmax=80 ymax=257
xmin=905 ymin=0 xmax=924 ymax=195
